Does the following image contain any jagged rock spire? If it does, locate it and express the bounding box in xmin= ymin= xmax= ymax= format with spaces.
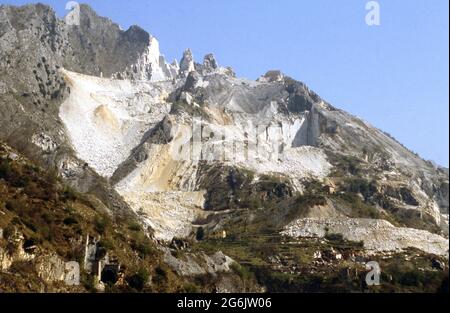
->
xmin=203 ymin=53 xmax=218 ymax=73
xmin=179 ymin=49 xmax=195 ymax=76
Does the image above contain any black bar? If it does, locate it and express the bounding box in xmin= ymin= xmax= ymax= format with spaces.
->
xmin=0 ymin=293 xmax=447 ymax=312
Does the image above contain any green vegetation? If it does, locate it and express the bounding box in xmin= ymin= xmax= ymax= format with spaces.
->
xmin=127 ymin=267 xmax=150 ymax=291
xmin=341 ymin=177 xmax=377 ymax=201
xmin=182 ymin=282 xmax=201 ymax=293
xmin=327 ymin=153 xmax=362 ymax=176
xmin=127 ymin=221 xmax=142 ymax=232
xmin=62 ymin=186 xmax=78 ymax=202
xmin=0 ymin=158 xmax=12 ymax=179
xmin=231 ymin=263 xmax=254 ymax=281
xmin=190 ymin=171 xmax=445 ymax=293
xmin=198 ymin=165 xmax=294 ymax=211
xmin=0 ymin=144 xmax=186 ymax=292
xmin=193 ymin=215 xmax=446 ymax=293
xmin=384 ymin=206 xmax=441 ymax=234
xmin=1 ymin=141 xmax=446 ymax=293
xmin=130 ymin=232 xmax=155 ymax=258
xmin=94 ymin=216 xmax=108 ymax=234
xmin=373 ymin=251 xmax=449 ymax=292
xmin=324 ymin=233 xmax=344 ymax=242
xmin=334 ymin=193 xmax=382 ymax=219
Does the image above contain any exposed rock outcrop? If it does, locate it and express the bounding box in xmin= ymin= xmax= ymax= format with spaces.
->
xmin=0 ymin=3 xmax=448 ymax=293
xmin=179 ymin=49 xmax=195 ymax=76
xmin=281 ymin=217 xmax=449 ymax=257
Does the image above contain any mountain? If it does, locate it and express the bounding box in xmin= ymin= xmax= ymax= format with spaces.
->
xmin=0 ymin=3 xmax=448 ymax=292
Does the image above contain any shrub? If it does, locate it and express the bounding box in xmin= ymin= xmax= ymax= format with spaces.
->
xmin=94 ymin=216 xmax=108 ymax=234
xmin=295 ymin=194 xmax=327 ymax=207
xmin=131 ymin=235 xmax=154 ymax=257
xmin=231 ymin=263 xmax=254 ymax=281
xmin=0 ymin=158 xmax=12 ymax=179
xmin=24 ymin=182 xmax=44 ymax=199
xmin=6 ymin=241 xmax=17 ymax=255
xmin=2 ymin=224 xmax=15 ymax=240
xmin=337 ymin=193 xmax=381 ymax=219
xmin=98 ymin=239 xmax=114 ymax=251
xmin=128 ymin=222 xmax=142 ymax=232
xmin=303 ymin=180 xmax=326 ymax=194
xmin=81 ymin=273 xmax=96 ymax=292
xmin=9 ymin=261 xmax=35 ymax=275
xmin=240 ymin=197 xmax=262 ymax=210
xmin=325 ymin=233 xmax=344 ymax=242
xmin=152 ymin=266 xmax=167 ymax=285
xmin=183 ymin=283 xmax=200 ymax=293
xmin=5 ymin=198 xmax=26 ymax=213
xmin=128 ymin=268 xmax=150 ymax=291
xmin=343 ymin=178 xmax=377 ymax=200
xmin=62 ymin=186 xmax=78 ymax=202
xmin=399 ymin=271 xmax=422 ymax=287
xmin=330 ymin=154 xmax=362 ymax=176
xmin=284 ymin=194 xmax=327 ymax=221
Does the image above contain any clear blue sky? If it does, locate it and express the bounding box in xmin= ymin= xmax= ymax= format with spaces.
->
xmin=2 ymin=0 xmax=449 ymax=166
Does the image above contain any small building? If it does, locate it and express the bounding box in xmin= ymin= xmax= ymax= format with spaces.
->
xmin=84 ymin=234 xmax=121 ymax=285
xmin=322 ymin=179 xmax=336 ymax=194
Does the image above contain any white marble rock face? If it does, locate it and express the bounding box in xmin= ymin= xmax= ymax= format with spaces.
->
xmin=0 ymin=3 xmax=448 ymax=255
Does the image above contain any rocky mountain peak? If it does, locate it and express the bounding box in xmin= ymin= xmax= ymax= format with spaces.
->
xmin=0 ymin=3 xmax=448 ymax=293
xmin=77 ymin=3 xmax=119 ymax=32
xmin=123 ymin=25 xmax=150 ymax=43
xmin=258 ymin=70 xmax=285 ymax=83
xmin=179 ymin=48 xmax=195 ymax=76
xmin=202 ymin=53 xmax=218 ymax=73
